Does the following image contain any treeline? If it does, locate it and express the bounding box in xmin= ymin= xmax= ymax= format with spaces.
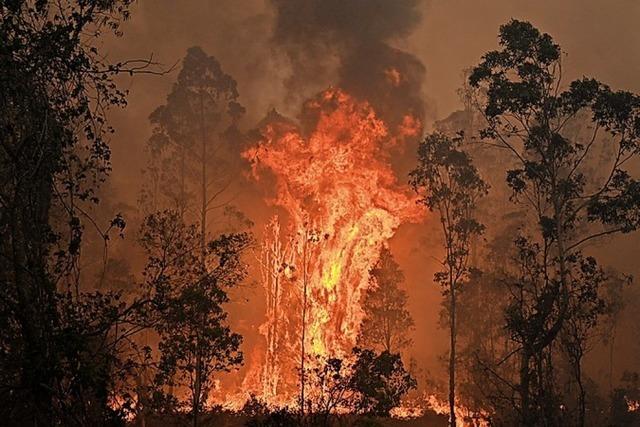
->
xmin=1 ymin=2 xmax=640 ymax=427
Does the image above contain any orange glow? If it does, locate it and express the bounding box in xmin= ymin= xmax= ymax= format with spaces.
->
xmin=384 ymin=67 xmax=402 ymax=87
xmin=236 ymin=88 xmax=423 ymax=407
xmin=391 ymin=394 xmax=489 ymax=427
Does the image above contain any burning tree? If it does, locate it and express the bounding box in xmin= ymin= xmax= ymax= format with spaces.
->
xmin=241 ymin=88 xmax=422 ymax=408
xmin=357 ymin=247 xmax=414 ymax=354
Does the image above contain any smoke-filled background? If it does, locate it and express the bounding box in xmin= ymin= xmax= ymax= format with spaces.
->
xmin=101 ymin=0 xmax=640 ymax=385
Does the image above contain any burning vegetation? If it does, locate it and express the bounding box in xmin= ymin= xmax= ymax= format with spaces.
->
xmin=238 ymin=87 xmax=422 ymax=408
xmin=2 ymin=2 xmax=640 ymax=427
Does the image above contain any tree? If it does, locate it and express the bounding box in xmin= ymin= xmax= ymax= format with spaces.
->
xmin=502 ymin=238 xmax=607 ymax=424
xmin=357 ymin=247 xmax=414 ymax=354
xmin=601 ymin=272 xmax=631 ymax=395
xmin=142 ymin=46 xmax=247 ymax=246
xmin=350 ymin=348 xmax=417 ymax=417
xmin=559 ymin=255 xmax=606 ymax=425
xmin=0 ymin=1 xmax=165 ymax=424
xmin=139 ymin=211 xmax=249 ymax=427
xmin=410 ymin=132 xmax=488 ymax=427
xmin=305 ymin=356 xmax=355 ymax=426
xmin=469 ymin=19 xmax=640 ymax=425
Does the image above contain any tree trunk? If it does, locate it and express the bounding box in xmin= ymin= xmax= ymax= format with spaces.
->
xmin=300 ymin=232 xmax=308 ymax=416
xmin=199 ymin=93 xmax=207 ymax=261
xmin=180 ymin=144 xmax=186 ymax=220
xmin=6 ymin=138 xmax=60 ymax=423
xmin=449 ymin=275 xmax=457 ymax=427
xmin=609 ymin=324 xmax=616 ymax=395
xmin=577 ymin=362 xmax=586 ymax=427
xmin=520 ymin=349 xmax=532 ymax=427
xmin=194 ymin=345 xmax=202 ymax=427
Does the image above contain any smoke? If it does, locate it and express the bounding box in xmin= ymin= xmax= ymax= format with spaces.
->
xmin=100 ymin=0 xmax=640 ymax=381
xmin=270 ymin=0 xmax=427 ymax=131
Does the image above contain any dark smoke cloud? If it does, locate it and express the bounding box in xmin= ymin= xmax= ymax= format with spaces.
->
xmin=270 ymin=0 xmax=427 ymax=130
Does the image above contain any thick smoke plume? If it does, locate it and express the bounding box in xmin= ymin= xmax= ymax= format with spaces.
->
xmin=270 ymin=0 xmax=426 ymax=132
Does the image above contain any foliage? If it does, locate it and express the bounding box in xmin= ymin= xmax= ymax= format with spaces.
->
xmin=468 ymin=19 xmax=640 ymax=426
xmin=357 ymin=247 xmax=414 ymax=354
xmin=470 ymin=19 xmax=640 ymax=243
xmin=139 ymin=210 xmax=250 ymax=423
xmin=0 ymin=1 xmax=165 ymax=425
xmin=350 ymin=349 xmax=417 ymax=417
xmin=141 ymin=46 xmax=249 ymax=235
xmin=308 ymin=356 xmax=356 ymax=417
xmin=410 ymin=131 xmax=487 ymax=426
xmin=244 ymin=408 xmax=299 ymax=427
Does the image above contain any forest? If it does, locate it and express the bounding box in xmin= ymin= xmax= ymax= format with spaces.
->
xmin=1 ymin=1 xmax=640 ymax=426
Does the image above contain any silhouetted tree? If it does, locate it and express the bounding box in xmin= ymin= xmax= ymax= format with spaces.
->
xmin=306 ymin=356 xmax=354 ymax=426
xmin=142 ymin=47 xmax=248 ymax=243
xmin=0 ymin=1 xmax=165 ymax=424
xmin=350 ymin=348 xmax=417 ymax=417
xmin=470 ymin=19 xmax=640 ymax=426
xmin=357 ymin=247 xmax=414 ymax=354
xmin=138 ymin=211 xmax=249 ymax=427
xmin=559 ymin=255 xmax=606 ymax=425
xmin=410 ymin=132 xmax=488 ymax=427
xmin=601 ymin=272 xmax=630 ymax=395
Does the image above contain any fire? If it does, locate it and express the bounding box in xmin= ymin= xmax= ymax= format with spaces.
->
xmin=238 ymin=88 xmax=422 ymax=407
xmin=626 ymin=397 xmax=640 ymax=412
xmin=391 ymin=394 xmax=489 ymax=427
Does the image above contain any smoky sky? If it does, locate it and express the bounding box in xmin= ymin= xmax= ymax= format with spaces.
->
xmin=105 ymin=0 xmax=640 ymax=375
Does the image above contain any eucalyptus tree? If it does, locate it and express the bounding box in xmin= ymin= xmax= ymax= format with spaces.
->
xmin=469 ymin=19 xmax=640 ymax=425
xmin=139 ymin=211 xmax=249 ymax=427
xmin=143 ymin=47 xmax=246 ymax=255
xmin=357 ymin=247 xmax=414 ymax=354
xmin=410 ymin=132 xmax=488 ymax=427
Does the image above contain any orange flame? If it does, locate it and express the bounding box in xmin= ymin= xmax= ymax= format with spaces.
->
xmin=391 ymin=394 xmax=489 ymax=427
xmin=239 ymin=88 xmax=422 ymax=407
